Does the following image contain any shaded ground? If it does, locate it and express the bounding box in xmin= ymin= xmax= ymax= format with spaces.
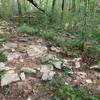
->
xmin=0 ymin=21 xmax=100 ymax=100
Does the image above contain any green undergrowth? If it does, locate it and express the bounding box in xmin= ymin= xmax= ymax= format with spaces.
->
xmin=46 ymin=75 xmax=100 ymax=100
xmin=0 ymin=52 xmax=7 ymax=62
xmin=0 ymin=34 xmax=6 ymax=46
xmin=18 ymin=23 xmax=100 ymax=57
xmin=0 ymin=70 xmax=5 ymax=80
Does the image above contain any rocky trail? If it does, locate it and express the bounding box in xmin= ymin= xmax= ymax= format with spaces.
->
xmin=0 ymin=21 xmax=100 ymax=100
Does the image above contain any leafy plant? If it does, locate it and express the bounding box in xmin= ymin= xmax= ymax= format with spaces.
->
xmin=0 ymin=70 xmax=5 ymax=80
xmin=0 ymin=52 xmax=7 ymax=62
xmin=18 ymin=24 xmax=39 ymax=35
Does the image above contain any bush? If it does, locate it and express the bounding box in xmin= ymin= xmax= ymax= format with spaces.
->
xmin=0 ymin=52 xmax=7 ymax=62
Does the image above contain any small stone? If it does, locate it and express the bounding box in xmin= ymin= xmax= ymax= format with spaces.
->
xmin=21 ymin=67 xmax=36 ymax=74
xmin=20 ymin=72 xmax=26 ymax=80
xmin=1 ymin=70 xmax=20 ymax=87
xmin=73 ymin=57 xmax=81 ymax=62
xmin=75 ymin=61 xmax=80 ymax=68
xmin=77 ymin=72 xmax=87 ymax=79
xmin=19 ymin=59 xmax=24 ymax=62
xmin=90 ymin=65 xmax=100 ymax=69
xmin=50 ymin=46 xmax=62 ymax=53
xmin=11 ymin=48 xmax=16 ymax=52
xmin=85 ymin=79 xmax=92 ymax=84
xmin=53 ymin=61 xmax=62 ymax=69
xmin=41 ymin=72 xmax=48 ymax=81
xmin=27 ymin=96 xmax=31 ymax=100
xmin=65 ymin=82 xmax=69 ymax=85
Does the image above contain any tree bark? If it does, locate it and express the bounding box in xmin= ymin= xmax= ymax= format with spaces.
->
xmin=17 ymin=0 xmax=22 ymax=16
xmin=71 ymin=0 xmax=76 ymax=12
xmin=27 ymin=0 xmax=45 ymax=13
xmin=61 ymin=0 xmax=65 ymax=19
xmin=51 ymin=0 xmax=56 ymax=14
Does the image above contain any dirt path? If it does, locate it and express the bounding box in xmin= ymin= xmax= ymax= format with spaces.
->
xmin=0 ymin=21 xmax=100 ymax=100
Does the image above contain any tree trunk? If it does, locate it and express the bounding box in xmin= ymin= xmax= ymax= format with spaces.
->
xmin=51 ymin=0 xmax=56 ymax=14
xmin=61 ymin=0 xmax=65 ymax=19
xmin=71 ymin=0 xmax=76 ymax=12
xmin=17 ymin=0 xmax=22 ymax=16
xmin=81 ymin=0 xmax=88 ymax=52
xmin=27 ymin=0 xmax=45 ymax=13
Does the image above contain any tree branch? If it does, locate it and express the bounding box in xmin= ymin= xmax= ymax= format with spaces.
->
xmin=27 ymin=0 xmax=45 ymax=13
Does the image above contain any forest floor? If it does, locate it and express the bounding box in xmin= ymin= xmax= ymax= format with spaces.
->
xmin=0 ymin=21 xmax=100 ymax=100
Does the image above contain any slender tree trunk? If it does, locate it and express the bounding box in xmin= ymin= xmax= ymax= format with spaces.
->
xmin=17 ymin=0 xmax=22 ymax=16
xmin=51 ymin=0 xmax=56 ymax=14
xmin=81 ymin=0 xmax=88 ymax=52
xmin=61 ymin=0 xmax=65 ymax=19
xmin=71 ymin=0 xmax=76 ymax=12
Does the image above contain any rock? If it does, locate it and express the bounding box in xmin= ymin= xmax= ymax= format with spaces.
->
xmin=0 ymin=62 xmax=12 ymax=71
xmin=85 ymin=79 xmax=92 ymax=84
xmin=48 ymin=71 xmax=55 ymax=80
xmin=90 ymin=65 xmax=100 ymax=69
xmin=73 ymin=58 xmax=81 ymax=62
xmin=75 ymin=61 xmax=80 ymax=68
xmin=3 ymin=42 xmax=17 ymax=49
xmin=65 ymin=82 xmax=69 ymax=85
xmin=18 ymin=37 xmax=28 ymax=42
xmin=41 ymin=71 xmax=55 ymax=81
xmin=27 ymin=96 xmax=31 ymax=100
xmin=50 ymin=46 xmax=62 ymax=53
xmin=40 ymin=65 xmax=53 ymax=73
xmin=11 ymin=48 xmax=16 ymax=52
xmin=41 ymin=54 xmax=57 ymax=63
xmin=52 ymin=61 xmax=62 ymax=69
xmin=41 ymin=72 xmax=48 ymax=81
xmin=1 ymin=70 xmax=20 ymax=87
xmin=76 ymin=72 xmax=87 ymax=79
xmin=21 ymin=67 xmax=36 ymax=74
xmin=7 ymin=52 xmax=21 ymax=61
xmin=73 ymin=58 xmax=81 ymax=68
xmin=27 ymin=45 xmax=47 ymax=58
xmin=20 ymin=72 xmax=26 ymax=80
xmin=19 ymin=59 xmax=24 ymax=62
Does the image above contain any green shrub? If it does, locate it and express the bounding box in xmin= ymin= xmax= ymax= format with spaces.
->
xmin=0 ymin=34 xmax=6 ymax=46
xmin=18 ymin=24 xmax=39 ymax=35
xmin=0 ymin=52 xmax=7 ymax=62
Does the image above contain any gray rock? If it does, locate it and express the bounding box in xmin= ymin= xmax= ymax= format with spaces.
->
xmin=0 ymin=62 xmax=12 ymax=71
xmin=27 ymin=45 xmax=47 ymax=58
xmin=41 ymin=72 xmax=48 ymax=81
xmin=41 ymin=71 xmax=55 ymax=81
xmin=21 ymin=67 xmax=36 ymax=74
xmin=1 ymin=70 xmax=20 ymax=87
xmin=53 ymin=61 xmax=62 ymax=69
xmin=3 ymin=42 xmax=17 ymax=49
xmin=90 ymin=65 xmax=100 ymax=69
xmin=20 ymin=72 xmax=26 ymax=80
